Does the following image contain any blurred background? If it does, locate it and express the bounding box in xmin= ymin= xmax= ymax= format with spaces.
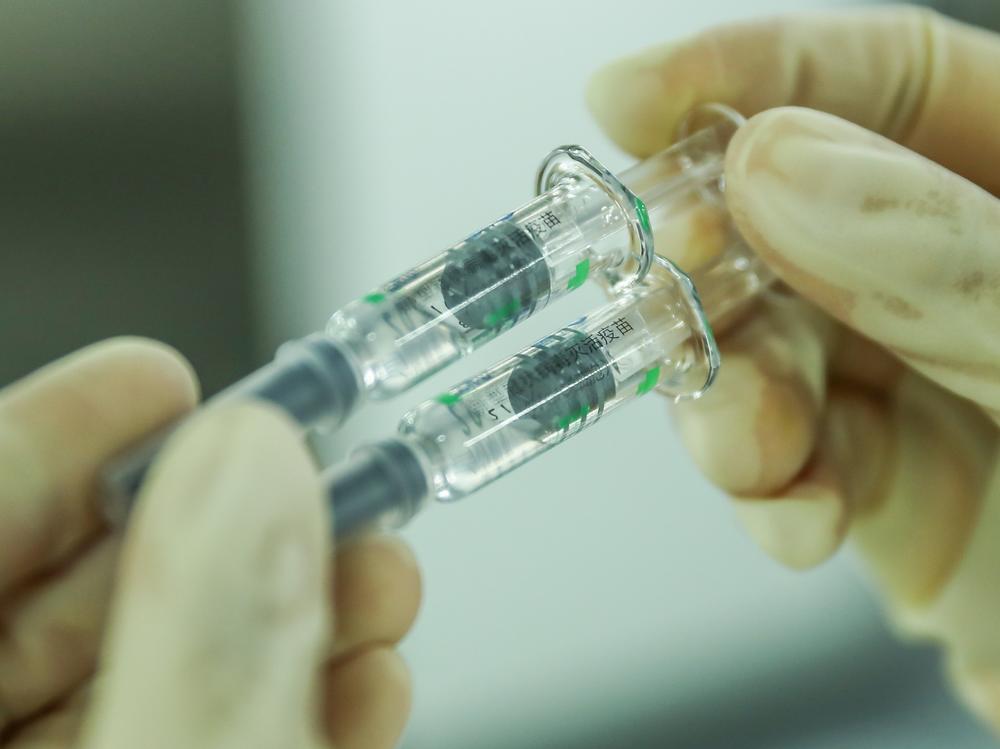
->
xmin=2 ymin=1 xmax=999 ymax=747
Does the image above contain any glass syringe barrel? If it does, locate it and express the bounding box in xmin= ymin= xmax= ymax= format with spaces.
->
xmin=324 ymin=244 xmax=771 ymax=538
xmin=324 ymin=118 xmax=737 ymax=403
xmin=100 ymin=115 xmax=738 ymax=521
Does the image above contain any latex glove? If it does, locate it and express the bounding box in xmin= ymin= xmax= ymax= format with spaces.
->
xmin=0 ymin=339 xmax=420 ymax=749
xmin=588 ymin=6 xmax=1000 ymax=732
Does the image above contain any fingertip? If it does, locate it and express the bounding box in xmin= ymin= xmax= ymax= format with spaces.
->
xmin=331 ymin=534 xmax=422 ymax=658
xmin=723 ymin=106 xmax=897 ymax=322
xmin=89 ymin=336 xmax=201 ymax=412
xmin=725 ymin=104 xmax=1000 ymax=404
xmin=323 ymin=647 xmax=412 ymax=749
xmin=675 ymin=353 xmax=819 ymax=497
xmin=0 ymin=337 xmax=201 ymax=588
xmin=586 ymin=42 xmax=697 ymax=156
xmin=92 ymin=402 xmax=331 ymax=749
xmin=723 ymin=106 xmax=839 ymax=201
xmin=733 ymin=485 xmax=849 ymax=570
xmin=586 ymin=17 xmax=790 ymax=157
xmin=673 ymin=296 xmax=830 ymax=496
xmin=727 ymin=382 xmax=895 ymax=570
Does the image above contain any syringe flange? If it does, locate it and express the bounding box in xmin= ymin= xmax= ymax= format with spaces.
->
xmin=535 ymin=144 xmax=722 ymax=402
xmin=535 ymin=144 xmax=655 ymax=293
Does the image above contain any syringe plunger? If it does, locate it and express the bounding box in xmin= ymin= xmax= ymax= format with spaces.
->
xmin=326 ymin=440 xmax=427 ymax=539
xmin=102 ymin=334 xmax=361 ymax=524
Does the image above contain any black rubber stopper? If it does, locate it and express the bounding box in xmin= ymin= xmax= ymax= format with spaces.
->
xmin=252 ymin=335 xmax=360 ymax=428
xmin=506 ymin=332 xmax=617 ymax=430
xmin=440 ymin=223 xmax=551 ymax=330
xmin=328 ymin=439 xmax=429 ymax=539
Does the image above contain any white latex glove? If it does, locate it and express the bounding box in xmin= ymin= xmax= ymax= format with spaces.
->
xmin=0 ymin=339 xmax=420 ymax=749
xmin=588 ymin=6 xmax=1000 ymax=732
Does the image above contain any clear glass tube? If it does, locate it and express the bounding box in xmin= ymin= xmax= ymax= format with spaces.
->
xmin=398 ymin=284 xmax=696 ymax=501
xmin=325 ymin=115 xmax=740 ymax=402
xmin=100 ymin=110 xmax=744 ymax=523
xmin=324 ymin=242 xmax=773 ymax=536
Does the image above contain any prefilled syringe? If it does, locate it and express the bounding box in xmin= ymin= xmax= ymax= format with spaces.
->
xmin=323 ymin=243 xmax=773 ymax=538
xmin=326 ymin=109 xmax=740 ymax=404
xmin=101 ymin=108 xmax=744 ymax=516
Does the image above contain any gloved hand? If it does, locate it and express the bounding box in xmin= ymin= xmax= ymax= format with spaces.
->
xmin=0 ymin=339 xmax=420 ymax=749
xmin=588 ymin=6 xmax=1000 ymax=732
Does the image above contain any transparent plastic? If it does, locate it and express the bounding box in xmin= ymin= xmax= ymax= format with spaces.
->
xmin=379 ymin=242 xmax=770 ymax=506
xmin=325 ymin=112 xmax=742 ymax=401
xmin=100 ymin=107 xmax=746 ymax=523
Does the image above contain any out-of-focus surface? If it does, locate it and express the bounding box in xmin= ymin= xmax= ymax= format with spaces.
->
xmin=0 ymin=1 xmax=252 ymax=394
xmin=909 ymin=0 xmax=1000 ymax=26
xmin=239 ymin=1 xmax=996 ymax=747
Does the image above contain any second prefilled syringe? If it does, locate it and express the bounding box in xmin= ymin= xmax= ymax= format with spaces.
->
xmin=101 ymin=107 xmax=743 ymax=518
xmin=329 ymin=109 xmax=740 ymax=405
xmin=324 ymin=243 xmax=773 ymax=538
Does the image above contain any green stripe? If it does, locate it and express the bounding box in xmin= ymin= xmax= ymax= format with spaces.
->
xmin=483 ymin=298 xmax=522 ymax=328
xmin=362 ymin=292 xmax=386 ymax=304
xmin=634 ymin=196 xmax=651 ymax=233
xmin=556 ymin=403 xmax=590 ymax=430
xmin=567 ymin=258 xmax=590 ymax=290
xmin=435 ymin=393 xmax=461 ymax=405
xmin=636 ymin=366 xmax=661 ymax=395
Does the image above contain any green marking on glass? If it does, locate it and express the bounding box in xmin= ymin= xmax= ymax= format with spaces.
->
xmin=362 ymin=292 xmax=386 ymax=304
xmin=436 ymin=393 xmax=461 ymax=405
xmin=556 ymin=403 xmax=590 ymax=430
xmin=567 ymin=258 xmax=590 ymax=290
xmin=636 ymin=366 xmax=661 ymax=395
xmin=634 ymin=196 xmax=651 ymax=234
xmin=483 ymin=298 xmax=522 ymax=328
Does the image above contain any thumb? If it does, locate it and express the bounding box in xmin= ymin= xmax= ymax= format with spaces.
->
xmin=80 ymin=403 xmax=331 ymax=749
xmin=725 ymin=106 xmax=1000 ymax=418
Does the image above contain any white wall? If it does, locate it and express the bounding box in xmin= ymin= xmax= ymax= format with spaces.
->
xmin=237 ymin=3 xmax=990 ymax=747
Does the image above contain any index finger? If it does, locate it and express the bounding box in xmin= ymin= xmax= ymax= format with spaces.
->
xmin=586 ymin=6 xmax=1000 ymax=194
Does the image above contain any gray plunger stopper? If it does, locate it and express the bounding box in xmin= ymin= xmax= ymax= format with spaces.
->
xmin=101 ymin=334 xmax=362 ymax=525
xmin=250 ymin=334 xmax=361 ymax=430
xmin=326 ymin=439 xmax=429 ymax=539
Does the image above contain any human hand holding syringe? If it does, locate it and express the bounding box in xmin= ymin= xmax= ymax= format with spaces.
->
xmin=102 ymin=106 xmax=766 ymax=534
